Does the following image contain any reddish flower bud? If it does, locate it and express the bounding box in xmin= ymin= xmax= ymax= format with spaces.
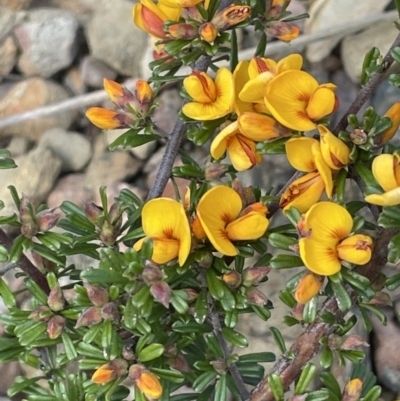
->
xmin=168 ymin=23 xmax=198 ymax=40
xmin=350 ymin=129 xmax=367 ymax=145
xmin=267 ymin=0 xmax=291 ymax=18
xmin=181 ymin=288 xmax=198 ymax=302
xmin=135 ymin=80 xmax=153 ymax=113
xmin=194 ymin=249 xmax=213 ymax=268
xmin=199 ymin=22 xmax=218 ymax=43
xmin=142 ymin=262 xmax=164 ymax=285
xmin=82 ymin=201 xmax=103 ymax=225
xmin=92 ymin=358 xmax=128 ymax=384
xmin=341 ymin=335 xmax=369 ymax=350
xmin=150 ymin=282 xmax=171 ymax=309
xmin=99 ymin=220 xmax=119 ymax=246
xmin=342 ymin=378 xmax=363 ymax=401
xmin=19 ymin=194 xmax=34 ymax=224
xmin=222 ymin=271 xmax=242 ymax=289
xmin=204 ymin=162 xmax=230 ymax=180
xmin=31 ymin=251 xmax=56 ymax=273
xmin=129 ymin=364 xmax=163 ymax=399
xmin=163 ymin=344 xmax=177 ymax=358
xmin=36 ymin=209 xmax=60 ymax=232
xmin=75 ymin=306 xmax=102 ymax=328
xmin=101 ymin=302 xmax=120 ymax=322
xmin=245 ymin=286 xmax=268 ymax=306
xmin=29 ymin=305 xmax=54 ymax=322
xmin=47 ymin=284 xmax=65 ymax=312
xmin=84 ymin=282 xmax=109 ymax=307
xmin=167 ymin=355 xmax=192 ymax=373
xmin=266 ymin=21 xmax=300 ymax=42
xmin=291 ymin=302 xmax=305 ymax=321
xmin=47 ymin=315 xmax=65 ymax=339
xmin=242 ymin=266 xmax=271 ymax=287
xmin=122 ymin=345 xmax=136 ymax=361
xmin=367 ymin=291 xmax=393 ymax=307
xmin=211 ymin=5 xmax=251 ymax=31
xmin=327 ymin=334 xmax=344 ymax=350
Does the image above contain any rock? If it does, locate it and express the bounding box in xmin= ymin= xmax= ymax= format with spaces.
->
xmin=14 ymin=8 xmax=79 ymax=77
xmin=305 ymin=0 xmax=391 ymax=63
xmin=342 ymin=20 xmax=400 ymax=83
xmin=47 ymin=173 xmax=92 ymax=209
xmin=105 ymin=129 xmax=157 ymax=161
xmin=0 ymin=6 xmax=26 ymax=39
xmin=152 ymin=88 xmax=182 ymax=134
xmin=0 ymin=146 xmax=62 ymax=216
xmin=84 ymin=151 xmax=142 ymax=193
xmin=38 ymin=128 xmax=92 ymax=173
xmin=6 ymin=136 xmax=30 ymax=158
xmin=80 ymin=55 xmax=118 ymax=88
xmin=0 ymin=0 xmax=31 ymax=10
xmin=63 ymin=66 xmax=86 ymax=96
xmin=0 ymin=77 xmax=74 ymax=141
xmin=86 ymin=0 xmax=148 ymax=76
xmin=0 ymin=36 xmax=18 ymax=77
xmin=372 ymin=80 xmax=400 ymax=116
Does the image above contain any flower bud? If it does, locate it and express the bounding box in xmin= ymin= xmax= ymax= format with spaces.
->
xmin=194 ymin=249 xmax=213 ymax=267
xmin=129 ymin=364 xmax=163 ymax=399
xmin=199 ymin=22 xmax=218 ymax=43
xmin=47 ymin=315 xmax=65 ymax=339
xmin=245 ymin=286 xmax=268 ymax=306
xmin=210 ymin=358 xmax=226 ymax=374
xmin=101 ymin=302 xmax=120 ymax=322
xmin=82 ymin=201 xmax=103 ymax=225
xmin=341 ymin=335 xmax=369 ymax=350
xmin=47 ymin=284 xmax=65 ymax=312
xmin=19 ymin=194 xmax=34 ymax=224
xmin=342 ymin=378 xmax=363 ymax=401
xmin=222 ymin=271 xmax=242 ymax=289
xmin=204 ymin=162 xmax=230 ymax=181
xmin=85 ymin=107 xmax=133 ymax=130
xmin=294 ymin=273 xmax=324 ymax=304
xmin=167 ymin=355 xmax=192 ymax=373
xmin=350 ymin=128 xmax=367 ymax=145
xmin=31 ymin=251 xmax=56 ymax=273
xmin=266 ymin=21 xmax=300 ymax=42
xmin=92 ymin=358 xmax=128 ymax=384
xmin=267 ymin=0 xmax=291 ymax=18
xmin=291 ymin=302 xmax=305 ymax=321
xmin=327 ymin=333 xmax=344 ymax=350
xmin=122 ymin=346 xmax=136 ymax=361
xmin=29 ymin=305 xmax=54 ymax=322
xmin=36 ymin=209 xmax=60 ymax=232
xmin=211 ymin=5 xmax=251 ymax=31
xmin=84 ymin=282 xmax=109 ymax=307
xmin=100 ymin=220 xmax=119 ymax=246
xmin=75 ymin=306 xmax=102 ymax=328
xmin=150 ymin=282 xmax=171 ymax=308
xmin=242 ymin=266 xmax=271 ymax=287
xmin=192 ymin=218 xmax=208 ymax=241
xmin=181 ymin=288 xmax=198 ymax=302
xmin=135 ymin=80 xmax=153 ymax=113
xmin=367 ymin=291 xmax=393 ymax=306
xmin=163 ymin=344 xmax=177 ymax=358
xmin=142 ymin=262 xmax=164 ymax=285
xmin=168 ymin=23 xmax=198 ymax=40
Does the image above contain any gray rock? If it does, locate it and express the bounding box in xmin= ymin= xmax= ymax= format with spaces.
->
xmin=342 ymin=20 xmax=400 ymax=83
xmin=0 ymin=0 xmax=31 ymax=10
xmin=0 ymin=77 xmax=75 ymax=141
xmin=0 ymin=36 xmax=18 ymax=77
xmin=38 ymin=128 xmax=92 ymax=173
xmin=6 ymin=135 xmax=30 ymax=158
xmin=14 ymin=8 xmax=79 ymax=77
xmin=80 ymin=55 xmax=118 ymax=88
xmin=0 ymin=6 xmax=26 ymax=40
xmin=63 ymin=66 xmax=86 ymax=96
xmin=84 ymin=151 xmax=142 ymax=193
xmin=0 ymin=146 xmax=62 ymax=217
xmin=86 ymin=0 xmax=148 ymax=76
xmin=305 ymin=0 xmax=391 ymax=63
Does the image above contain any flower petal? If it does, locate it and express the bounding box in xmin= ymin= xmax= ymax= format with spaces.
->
xmin=85 ymin=107 xmax=123 ymax=130
xmin=276 ymin=53 xmax=303 ymax=73
xmin=228 ymin=135 xmax=261 ymax=171
xmin=265 ymin=70 xmax=319 ymax=131
xmin=306 ymin=86 xmax=336 ymax=120
xmin=365 ymin=187 xmax=400 ymax=206
xmin=184 ymin=72 xmax=216 ymax=103
xmin=226 ymin=211 xmax=269 ymax=240
xmin=233 ymin=60 xmax=253 ymax=115
xmin=210 ymin=121 xmax=239 ymax=160
xmin=337 ymin=234 xmax=373 ymax=265
xmin=285 ymin=137 xmax=318 ymax=172
xmin=239 ymin=72 xmax=274 ymax=104
xmin=299 ymin=237 xmax=341 ymax=276
xmin=318 ymin=125 xmax=350 ymax=170
xmin=295 ymin=273 xmax=323 ymax=304
xmin=312 ymin=141 xmax=333 ymax=198
xmin=372 ymin=153 xmax=398 ymax=192
xmin=151 ymin=238 xmax=180 ymax=264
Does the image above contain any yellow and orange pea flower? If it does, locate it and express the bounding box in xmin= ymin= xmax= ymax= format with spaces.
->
xmin=375 ymin=102 xmax=400 ymax=145
xmin=364 ymin=153 xmax=400 ymax=206
xmin=298 ymin=202 xmax=373 ymax=276
xmin=182 ymin=68 xmax=235 ymax=120
xmin=133 ymin=198 xmax=191 ymax=266
xmin=129 ymin=364 xmax=163 ymax=399
xmin=133 ymin=0 xmax=182 ymax=39
xmin=294 ymin=272 xmax=324 ymax=304
xmin=91 ymin=359 xmax=128 ymax=384
xmin=196 ymin=186 xmax=269 ymax=256
xmin=238 ymin=53 xmax=303 ymax=105
xmin=265 ymin=70 xmax=338 ymax=132
xmin=210 ymin=113 xmax=291 ymax=171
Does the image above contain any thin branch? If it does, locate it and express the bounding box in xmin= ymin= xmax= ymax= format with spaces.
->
xmin=249 ymin=227 xmax=397 ymax=401
xmin=0 ymin=262 xmax=17 ymax=276
xmin=334 ymin=31 xmax=400 ymax=134
xmin=0 ymin=228 xmax=50 ymax=294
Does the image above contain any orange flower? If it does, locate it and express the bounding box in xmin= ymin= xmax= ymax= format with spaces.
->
xmin=295 ymin=272 xmax=324 ymax=304
xmin=129 ymin=364 xmax=163 ymax=399
xmin=92 ymin=359 xmax=128 ymax=384
xmin=85 ymin=108 xmax=128 ymax=130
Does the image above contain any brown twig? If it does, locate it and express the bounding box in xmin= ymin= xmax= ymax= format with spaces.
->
xmin=0 ymin=228 xmax=50 ymax=294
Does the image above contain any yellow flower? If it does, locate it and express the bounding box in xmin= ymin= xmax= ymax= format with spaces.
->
xmin=199 ymin=22 xmax=218 ymax=43
xmin=196 ymin=186 xmax=269 ymax=256
xmin=182 ymin=68 xmax=235 ymax=120
xmin=129 ymin=364 xmax=163 ymax=399
xmin=376 ymin=102 xmax=400 ymax=144
xmin=295 ymin=272 xmax=324 ymax=304
xmin=364 ymin=153 xmax=400 ymax=206
xmin=133 ymin=198 xmax=191 ymax=266
xmin=298 ymin=202 xmax=373 ymax=276
xmin=239 ymin=54 xmax=303 ymax=104
xmin=318 ymin=125 xmax=350 ymax=170
xmin=133 ymin=0 xmax=182 ymax=39
xmin=92 ymin=359 xmax=128 ymax=384
xmin=265 ymin=70 xmax=337 ymax=131
xmin=85 ymin=108 xmax=128 ymax=130
xmin=342 ymin=378 xmax=363 ymax=401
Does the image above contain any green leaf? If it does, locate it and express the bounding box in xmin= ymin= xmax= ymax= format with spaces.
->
xmin=214 ymin=374 xmax=227 ymax=401
xmin=224 ymin=309 xmax=238 ymax=328
xmin=267 ymin=373 xmax=284 ymax=401
xmin=256 ymin=137 xmax=290 ymax=154
xmin=230 ymin=29 xmax=238 ymax=71
xmin=149 ymin=367 xmax=184 ymax=384
xmin=7 ymin=376 xmax=42 ymax=397
xmin=81 ymin=268 xmax=128 ymax=285
xmin=205 ymin=333 xmax=224 ymax=358
xmin=206 ymin=268 xmax=225 ymax=300
xmin=388 ymin=232 xmax=400 ymax=263
xmin=194 ymin=289 xmax=207 ymax=324
xmin=62 ymin=332 xmax=78 ymax=360
xmin=330 ymin=280 xmax=352 ymax=312
xmin=238 ymin=352 xmax=275 ymax=363
xmin=303 ymin=297 xmax=318 ymax=323
xmin=138 ymin=343 xmax=164 ymax=362
xmin=221 ymin=327 xmax=248 ymax=348
xmin=24 ymin=278 xmax=48 ymax=305
xmin=270 ymin=254 xmax=303 ymax=269
xmin=319 ymin=372 xmax=341 ymax=400
xmin=320 ymin=347 xmax=333 ymax=369
xmin=268 ymin=233 xmax=297 ymax=250
xmin=192 ymin=371 xmax=218 ymax=392
xmin=354 ymin=162 xmax=379 ymax=189
xmin=0 ymin=277 xmax=16 ymax=309
xmin=295 ymin=363 xmax=316 ymax=394
xmin=305 ymin=389 xmax=330 ymax=401
xmin=270 ymin=327 xmax=286 ymax=353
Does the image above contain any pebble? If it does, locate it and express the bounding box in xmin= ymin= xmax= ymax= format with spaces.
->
xmin=14 ymin=8 xmax=80 ymax=77
xmin=0 ymin=36 xmax=18 ymax=78
xmin=79 ymin=55 xmax=118 ymax=88
xmin=38 ymin=128 xmax=92 ymax=173
xmin=0 ymin=77 xmax=75 ymax=141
